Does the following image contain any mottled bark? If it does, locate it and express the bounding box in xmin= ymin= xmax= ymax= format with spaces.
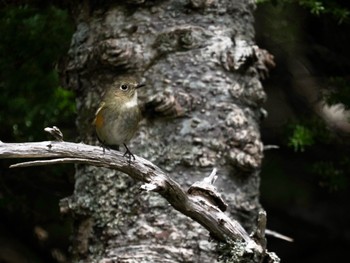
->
xmin=60 ymin=0 xmax=277 ymax=262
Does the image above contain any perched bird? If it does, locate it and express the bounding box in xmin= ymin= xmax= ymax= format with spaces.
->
xmin=94 ymin=78 xmax=144 ymax=160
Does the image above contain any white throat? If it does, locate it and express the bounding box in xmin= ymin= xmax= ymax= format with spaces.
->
xmin=123 ymin=91 xmax=138 ymax=109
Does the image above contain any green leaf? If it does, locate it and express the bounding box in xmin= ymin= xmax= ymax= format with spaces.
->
xmin=288 ymin=125 xmax=315 ymax=152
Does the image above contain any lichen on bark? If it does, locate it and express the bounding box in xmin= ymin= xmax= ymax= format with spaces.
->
xmin=60 ymin=0 xmax=276 ymax=262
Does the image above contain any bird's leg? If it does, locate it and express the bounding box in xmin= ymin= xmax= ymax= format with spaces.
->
xmin=100 ymin=143 xmax=110 ymax=154
xmin=99 ymin=143 xmax=119 ymax=154
xmin=102 ymin=144 xmax=107 ymax=154
xmin=123 ymin=143 xmax=135 ymax=162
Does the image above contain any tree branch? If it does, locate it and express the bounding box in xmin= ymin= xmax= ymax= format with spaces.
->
xmin=0 ymin=139 xmax=261 ymax=252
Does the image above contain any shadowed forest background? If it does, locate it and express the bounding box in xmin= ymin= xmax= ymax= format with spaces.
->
xmin=1 ymin=0 xmax=349 ymax=262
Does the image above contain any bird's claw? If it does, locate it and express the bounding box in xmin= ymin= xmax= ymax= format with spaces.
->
xmin=123 ymin=143 xmax=135 ymax=163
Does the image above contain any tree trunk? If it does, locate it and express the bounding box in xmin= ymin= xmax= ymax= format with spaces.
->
xmin=61 ymin=0 xmax=276 ymax=262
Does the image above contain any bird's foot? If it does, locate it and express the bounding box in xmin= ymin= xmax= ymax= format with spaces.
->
xmin=100 ymin=144 xmax=111 ymax=154
xmin=123 ymin=143 xmax=135 ymax=163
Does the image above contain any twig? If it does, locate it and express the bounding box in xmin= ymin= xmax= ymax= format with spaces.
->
xmin=263 ymin=145 xmax=279 ymax=151
xmin=265 ymin=229 xmax=294 ymax=242
xmin=10 ymin=158 xmax=102 ymax=168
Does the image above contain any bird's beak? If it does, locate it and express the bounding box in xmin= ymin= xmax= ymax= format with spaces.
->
xmin=136 ymin=83 xmax=145 ymax=89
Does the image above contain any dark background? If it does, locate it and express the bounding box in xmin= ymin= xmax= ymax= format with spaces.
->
xmin=1 ymin=1 xmax=350 ymax=262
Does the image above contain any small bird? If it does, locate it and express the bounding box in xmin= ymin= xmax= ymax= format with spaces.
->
xmin=94 ymin=78 xmax=144 ymax=160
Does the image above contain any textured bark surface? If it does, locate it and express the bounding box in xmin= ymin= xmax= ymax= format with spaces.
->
xmin=60 ymin=0 xmax=275 ymax=262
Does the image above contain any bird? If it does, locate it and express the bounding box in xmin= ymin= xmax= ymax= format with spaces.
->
xmin=94 ymin=78 xmax=144 ymax=161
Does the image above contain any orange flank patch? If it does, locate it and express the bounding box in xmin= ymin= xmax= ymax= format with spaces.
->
xmin=94 ymin=110 xmax=104 ymax=128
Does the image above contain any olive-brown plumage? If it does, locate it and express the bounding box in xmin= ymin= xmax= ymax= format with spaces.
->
xmin=94 ymin=78 xmax=144 ymax=159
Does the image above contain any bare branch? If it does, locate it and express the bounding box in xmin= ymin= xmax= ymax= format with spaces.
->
xmin=0 ymin=139 xmax=261 ymax=251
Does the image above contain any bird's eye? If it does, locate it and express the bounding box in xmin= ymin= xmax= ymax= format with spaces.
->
xmin=120 ymin=84 xmax=128 ymax=91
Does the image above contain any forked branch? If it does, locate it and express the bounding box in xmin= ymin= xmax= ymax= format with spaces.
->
xmin=0 ymin=132 xmax=262 ymax=253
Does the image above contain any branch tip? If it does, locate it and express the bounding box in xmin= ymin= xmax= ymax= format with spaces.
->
xmin=265 ymin=229 xmax=294 ymax=242
xmin=263 ymin=145 xmax=279 ymax=151
xmin=207 ymin=167 xmax=218 ymax=184
xmin=44 ymin=126 xmax=64 ymax=141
